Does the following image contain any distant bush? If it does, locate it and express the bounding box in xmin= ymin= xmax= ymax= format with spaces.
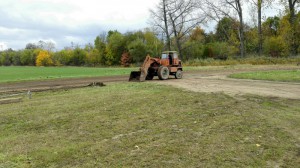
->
xmin=0 ymin=49 xmax=21 ymax=66
xmin=182 ymin=41 xmax=205 ymax=60
xmin=0 ymin=51 xmax=12 ymax=66
xmin=128 ymin=39 xmax=147 ymax=63
xmin=263 ymin=36 xmax=289 ymax=57
xmin=202 ymin=42 xmax=239 ymax=59
xmin=70 ymin=48 xmax=87 ymax=66
xmin=36 ymin=50 xmax=53 ymax=66
xmin=20 ymin=49 xmax=38 ymax=66
xmin=53 ymin=50 xmax=73 ymax=66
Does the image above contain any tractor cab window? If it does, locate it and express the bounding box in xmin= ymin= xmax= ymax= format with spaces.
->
xmin=173 ymin=53 xmax=178 ymax=59
xmin=161 ymin=53 xmax=168 ymax=59
xmin=162 ymin=53 xmax=175 ymax=59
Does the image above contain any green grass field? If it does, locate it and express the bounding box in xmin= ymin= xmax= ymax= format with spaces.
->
xmin=0 ymin=66 xmax=227 ymax=83
xmin=0 ymin=83 xmax=299 ymax=167
xmin=0 ymin=66 xmax=223 ymax=83
xmin=0 ymin=66 xmax=137 ymax=83
xmin=1 ymin=65 xmax=297 ymax=83
xmin=229 ymin=70 xmax=300 ymax=82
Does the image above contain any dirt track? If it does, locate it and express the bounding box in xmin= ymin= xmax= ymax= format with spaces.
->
xmin=0 ymin=75 xmax=128 ymax=94
xmin=155 ymin=72 xmax=300 ymax=99
xmin=155 ymin=65 xmax=300 ymax=99
xmin=0 ymin=65 xmax=299 ymax=99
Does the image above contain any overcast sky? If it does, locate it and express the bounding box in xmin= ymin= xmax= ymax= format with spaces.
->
xmin=0 ymin=0 xmax=284 ymax=51
xmin=0 ymin=0 xmax=160 ymax=50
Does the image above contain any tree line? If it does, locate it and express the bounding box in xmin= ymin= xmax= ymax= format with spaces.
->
xmin=0 ymin=0 xmax=299 ymax=67
xmin=0 ymin=30 xmax=164 ymax=66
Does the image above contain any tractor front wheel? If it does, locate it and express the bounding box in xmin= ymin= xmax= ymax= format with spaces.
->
xmin=175 ymin=70 xmax=183 ymax=79
xmin=158 ymin=66 xmax=169 ymax=80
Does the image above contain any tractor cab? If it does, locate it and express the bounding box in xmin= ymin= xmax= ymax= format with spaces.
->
xmin=160 ymin=51 xmax=181 ymax=67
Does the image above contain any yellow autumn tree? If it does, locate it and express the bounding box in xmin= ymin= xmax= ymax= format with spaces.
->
xmin=36 ymin=50 xmax=53 ymax=66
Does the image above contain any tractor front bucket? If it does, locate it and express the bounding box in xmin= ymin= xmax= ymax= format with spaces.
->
xmin=129 ymin=71 xmax=146 ymax=82
xmin=129 ymin=71 xmax=141 ymax=82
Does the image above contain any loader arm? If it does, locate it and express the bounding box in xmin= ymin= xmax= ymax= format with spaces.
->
xmin=129 ymin=55 xmax=159 ymax=82
xmin=140 ymin=55 xmax=155 ymax=81
xmin=139 ymin=55 xmax=158 ymax=81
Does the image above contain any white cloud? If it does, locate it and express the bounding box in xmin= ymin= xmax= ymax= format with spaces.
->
xmin=0 ymin=0 xmax=159 ymax=50
xmin=0 ymin=42 xmax=8 ymax=51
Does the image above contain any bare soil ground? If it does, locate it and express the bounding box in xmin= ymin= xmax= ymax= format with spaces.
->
xmin=0 ymin=75 xmax=127 ymax=95
xmin=155 ymin=65 xmax=300 ymax=99
xmin=0 ymin=65 xmax=299 ymax=99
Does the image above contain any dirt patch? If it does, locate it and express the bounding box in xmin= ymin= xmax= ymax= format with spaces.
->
xmin=155 ymin=66 xmax=300 ymax=99
xmin=0 ymin=75 xmax=126 ymax=95
xmin=156 ymin=74 xmax=300 ymax=99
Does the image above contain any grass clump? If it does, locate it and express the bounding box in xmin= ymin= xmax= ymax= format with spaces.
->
xmin=0 ymin=83 xmax=299 ymax=167
xmin=229 ymin=70 xmax=300 ymax=82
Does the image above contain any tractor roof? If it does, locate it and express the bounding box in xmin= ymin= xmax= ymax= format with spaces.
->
xmin=162 ymin=51 xmax=178 ymax=54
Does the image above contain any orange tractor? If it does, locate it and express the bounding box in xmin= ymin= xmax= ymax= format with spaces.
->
xmin=129 ymin=51 xmax=183 ymax=82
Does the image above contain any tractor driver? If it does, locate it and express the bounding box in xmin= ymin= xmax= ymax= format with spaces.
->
xmin=168 ymin=53 xmax=173 ymax=65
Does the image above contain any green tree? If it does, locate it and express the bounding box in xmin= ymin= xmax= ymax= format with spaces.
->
xmin=143 ymin=29 xmax=163 ymax=57
xmin=52 ymin=49 xmax=73 ymax=65
xmin=71 ymin=48 xmax=87 ymax=66
xmin=189 ymin=27 xmax=206 ymax=42
xmin=245 ymin=27 xmax=259 ymax=54
xmin=263 ymin=36 xmax=289 ymax=57
xmin=278 ymin=13 xmax=300 ymax=55
xmin=11 ymin=51 xmax=21 ymax=66
xmin=182 ymin=27 xmax=206 ymax=60
xmin=215 ymin=17 xmax=238 ymax=42
xmin=94 ymin=35 xmax=106 ymax=64
xmin=86 ymin=49 xmax=101 ymax=66
xmin=0 ymin=49 xmax=14 ymax=66
xmin=20 ymin=49 xmax=39 ymax=66
xmin=262 ymin=16 xmax=280 ymax=36
xmin=0 ymin=49 xmax=21 ymax=66
xmin=128 ymin=39 xmax=147 ymax=63
xmin=105 ymin=31 xmax=125 ymax=65
xmin=203 ymin=42 xmax=238 ymax=59
xmin=182 ymin=41 xmax=205 ymax=60
xmin=215 ymin=17 xmax=240 ymax=55
xmin=123 ymin=30 xmax=162 ymax=57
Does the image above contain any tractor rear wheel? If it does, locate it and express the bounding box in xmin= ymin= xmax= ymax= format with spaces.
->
xmin=158 ymin=66 xmax=169 ymax=80
xmin=175 ymin=70 xmax=183 ymax=79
